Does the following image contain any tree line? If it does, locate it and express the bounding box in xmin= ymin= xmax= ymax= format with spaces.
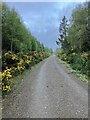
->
xmin=56 ymin=2 xmax=90 ymax=77
xmin=2 ymin=3 xmax=52 ymax=54
xmin=1 ymin=3 xmax=52 ymax=95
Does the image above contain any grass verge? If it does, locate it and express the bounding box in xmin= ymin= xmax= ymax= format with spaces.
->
xmin=59 ymin=59 xmax=89 ymax=83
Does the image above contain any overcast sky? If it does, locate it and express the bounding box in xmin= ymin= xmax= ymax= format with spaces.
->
xmin=6 ymin=2 xmax=82 ymax=51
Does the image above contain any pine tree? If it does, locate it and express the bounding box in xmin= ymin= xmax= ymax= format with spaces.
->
xmin=56 ymin=16 xmax=69 ymax=50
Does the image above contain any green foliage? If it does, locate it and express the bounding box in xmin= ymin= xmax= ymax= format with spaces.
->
xmin=56 ymin=2 xmax=90 ymax=77
xmin=67 ymin=3 xmax=89 ymax=53
xmin=1 ymin=3 xmax=52 ymax=95
xmin=56 ymin=16 xmax=69 ymax=51
xmin=2 ymin=3 xmax=52 ymax=54
xmin=1 ymin=51 xmax=50 ymax=95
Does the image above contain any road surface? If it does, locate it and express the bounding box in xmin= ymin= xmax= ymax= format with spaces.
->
xmin=2 ymin=56 xmax=88 ymax=118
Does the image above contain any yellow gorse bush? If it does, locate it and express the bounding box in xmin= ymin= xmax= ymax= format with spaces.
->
xmin=2 ymin=51 xmax=50 ymax=94
xmin=2 ymin=68 xmax=12 ymax=80
xmin=3 ymin=85 xmax=11 ymax=92
xmin=11 ymin=54 xmax=18 ymax=60
xmin=6 ymin=85 xmax=11 ymax=91
xmin=1 ymin=68 xmax=12 ymax=93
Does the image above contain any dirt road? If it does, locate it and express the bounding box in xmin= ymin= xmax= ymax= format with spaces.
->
xmin=2 ymin=56 xmax=88 ymax=118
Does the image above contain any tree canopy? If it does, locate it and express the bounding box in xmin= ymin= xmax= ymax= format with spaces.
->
xmin=56 ymin=3 xmax=90 ymax=53
xmin=2 ymin=3 xmax=52 ymax=54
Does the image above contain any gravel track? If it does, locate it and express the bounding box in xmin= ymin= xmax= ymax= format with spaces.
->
xmin=2 ymin=56 xmax=88 ymax=118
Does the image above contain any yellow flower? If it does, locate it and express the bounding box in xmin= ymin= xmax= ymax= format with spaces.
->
xmin=5 ymin=52 xmax=8 ymax=56
xmin=17 ymin=66 xmax=20 ymax=71
xmin=12 ymin=56 xmax=16 ymax=60
xmin=5 ymin=85 xmax=11 ymax=91
xmin=64 ymin=57 xmax=67 ymax=61
xmin=6 ymin=66 xmax=8 ymax=69
xmin=30 ymin=56 xmax=32 ymax=61
xmin=0 ymin=72 xmax=2 ymax=79
xmin=2 ymin=69 xmax=12 ymax=80
xmin=26 ymin=60 xmax=30 ymax=64
xmin=14 ymin=68 xmax=17 ymax=70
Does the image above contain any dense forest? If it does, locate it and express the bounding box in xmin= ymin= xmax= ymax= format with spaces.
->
xmin=0 ymin=3 xmax=52 ymax=95
xmin=56 ymin=2 xmax=90 ymax=79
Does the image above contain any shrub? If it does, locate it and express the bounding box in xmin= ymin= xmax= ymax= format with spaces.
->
xmin=1 ymin=50 xmax=50 ymax=95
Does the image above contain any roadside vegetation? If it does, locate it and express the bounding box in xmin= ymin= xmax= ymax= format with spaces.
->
xmin=0 ymin=4 xmax=52 ymax=95
xmin=56 ymin=2 xmax=90 ymax=82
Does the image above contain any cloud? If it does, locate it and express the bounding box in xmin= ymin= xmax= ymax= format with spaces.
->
xmin=23 ymin=21 xmax=29 ymax=26
xmin=6 ymin=2 xmax=80 ymax=51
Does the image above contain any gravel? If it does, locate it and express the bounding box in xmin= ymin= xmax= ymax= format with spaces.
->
xmin=2 ymin=55 xmax=88 ymax=118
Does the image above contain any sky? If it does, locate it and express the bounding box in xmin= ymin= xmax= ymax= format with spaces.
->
xmin=6 ymin=2 xmax=82 ymax=51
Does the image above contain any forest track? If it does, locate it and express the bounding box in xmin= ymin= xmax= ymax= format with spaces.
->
xmin=2 ymin=55 xmax=88 ymax=118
